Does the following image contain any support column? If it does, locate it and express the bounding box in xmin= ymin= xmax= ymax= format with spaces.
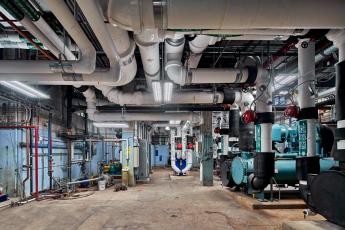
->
xmin=200 ymin=111 xmax=213 ymax=186
xmin=295 ymin=39 xmax=320 ymax=181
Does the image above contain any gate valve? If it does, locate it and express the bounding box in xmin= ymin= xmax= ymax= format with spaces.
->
xmin=187 ymin=143 xmax=194 ymax=149
xmin=242 ymin=110 xmax=256 ymax=124
xmin=214 ymin=127 xmax=221 ymax=134
xmin=284 ymin=105 xmax=299 ymax=118
xmin=177 ymin=143 xmax=183 ymax=150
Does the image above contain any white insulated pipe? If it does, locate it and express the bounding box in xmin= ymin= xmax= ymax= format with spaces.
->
xmin=20 ymin=16 xmax=61 ymax=58
xmin=107 ymin=24 xmax=137 ymax=85
xmin=297 ymin=39 xmax=316 ymax=109
xmin=181 ymin=149 xmax=193 ymax=174
xmin=188 ymin=35 xmax=219 ymax=68
xmin=83 ymin=88 xmax=202 ymax=122
xmin=97 ymin=85 xmax=228 ymax=105
xmin=184 ymin=29 xmax=309 ymax=36
xmin=93 ymin=112 xmax=201 ymax=122
xmin=33 ymin=17 xmax=76 ymax=60
xmin=255 ymin=69 xmax=272 ymax=152
xmin=135 ymin=31 xmax=161 ymax=89
xmin=170 ymin=128 xmax=181 ymax=174
xmin=0 ymin=0 xmax=97 ymax=75
xmin=297 ymin=39 xmax=316 ymax=157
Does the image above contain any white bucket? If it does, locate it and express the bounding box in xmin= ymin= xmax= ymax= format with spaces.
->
xmin=98 ymin=180 xmax=106 ymax=191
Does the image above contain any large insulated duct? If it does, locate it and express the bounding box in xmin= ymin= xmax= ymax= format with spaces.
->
xmin=108 ymin=0 xmax=345 ymax=31
xmin=248 ymin=68 xmax=274 ymax=190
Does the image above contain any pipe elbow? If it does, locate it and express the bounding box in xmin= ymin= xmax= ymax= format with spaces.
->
xmin=165 ymin=61 xmax=187 ymax=85
xmin=248 ymin=174 xmax=270 ymax=190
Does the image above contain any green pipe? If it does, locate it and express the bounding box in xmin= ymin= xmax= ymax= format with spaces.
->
xmin=0 ymin=0 xmax=25 ymax=20
xmin=13 ymin=0 xmax=41 ymax=21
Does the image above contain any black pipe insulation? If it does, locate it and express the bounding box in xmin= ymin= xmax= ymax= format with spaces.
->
xmin=229 ymin=109 xmax=239 ymax=138
xmin=238 ymin=120 xmax=255 ymax=152
xmin=248 ymin=152 xmax=275 ymax=190
xmin=334 ymin=61 xmax=345 ymax=163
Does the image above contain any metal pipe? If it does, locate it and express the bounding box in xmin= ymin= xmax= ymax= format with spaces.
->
xmin=0 ymin=125 xmax=39 ymax=200
xmin=48 ymin=113 xmax=53 ymax=190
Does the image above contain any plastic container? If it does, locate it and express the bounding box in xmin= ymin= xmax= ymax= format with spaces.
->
xmin=98 ymin=180 xmax=106 ymax=191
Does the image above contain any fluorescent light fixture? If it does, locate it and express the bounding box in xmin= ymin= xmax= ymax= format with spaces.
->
xmin=274 ymin=74 xmax=298 ymax=91
xmin=152 ymin=81 xmax=162 ymax=103
xmin=0 ymin=81 xmax=50 ymax=99
xmin=163 ymin=81 xmax=173 ymax=103
xmin=93 ymin=122 xmax=129 ymax=128
xmin=279 ymin=90 xmax=289 ymax=95
xmin=169 ymin=120 xmax=181 ymax=125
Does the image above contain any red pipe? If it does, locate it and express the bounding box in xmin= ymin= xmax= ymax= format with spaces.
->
xmin=0 ymin=125 xmax=39 ymax=200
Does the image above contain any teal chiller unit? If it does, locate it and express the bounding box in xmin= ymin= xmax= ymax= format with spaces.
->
xmin=230 ymin=124 xmax=338 ymax=198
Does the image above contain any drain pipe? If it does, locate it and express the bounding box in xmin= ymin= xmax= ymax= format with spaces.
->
xmin=248 ymin=69 xmax=275 ymax=190
xmin=295 ymin=39 xmax=320 ymax=182
xmin=327 ymin=30 xmax=345 ymax=169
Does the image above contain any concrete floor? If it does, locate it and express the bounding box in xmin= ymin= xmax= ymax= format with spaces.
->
xmin=0 ymin=169 xmax=323 ymax=230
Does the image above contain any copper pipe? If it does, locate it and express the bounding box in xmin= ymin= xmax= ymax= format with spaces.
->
xmin=0 ymin=11 xmax=55 ymax=60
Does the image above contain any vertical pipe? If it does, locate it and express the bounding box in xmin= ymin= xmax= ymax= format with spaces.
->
xmin=48 ymin=112 xmax=52 ymax=190
xmin=297 ymin=39 xmax=317 ymax=157
xmin=29 ymin=109 xmax=33 ymax=194
xmin=34 ymin=127 xmax=39 ymax=200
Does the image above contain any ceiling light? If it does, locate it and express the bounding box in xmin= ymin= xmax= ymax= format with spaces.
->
xmin=1 ymin=81 xmax=37 ymax=98
xmin=152 ymin=81 xmax=162 ymax=103
xmin=0 ymin=81 xmax=50 ymax=99
xmin=163 ymin=81 xmax=173 ymax=103
xmin=279 ymin=90 xmax=289 ymax=95
xmin=165 ymin=126 xmax=170 ymax=131
xmin=274 ymin=74 xmax=297 ymax=90
xmin=169 ymin=120 xmax=181 ymax=125
xmin=93 ymin=122 xmax=129 ymax=128
xmin=11 ymin=81 xmax=50 ymax=98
